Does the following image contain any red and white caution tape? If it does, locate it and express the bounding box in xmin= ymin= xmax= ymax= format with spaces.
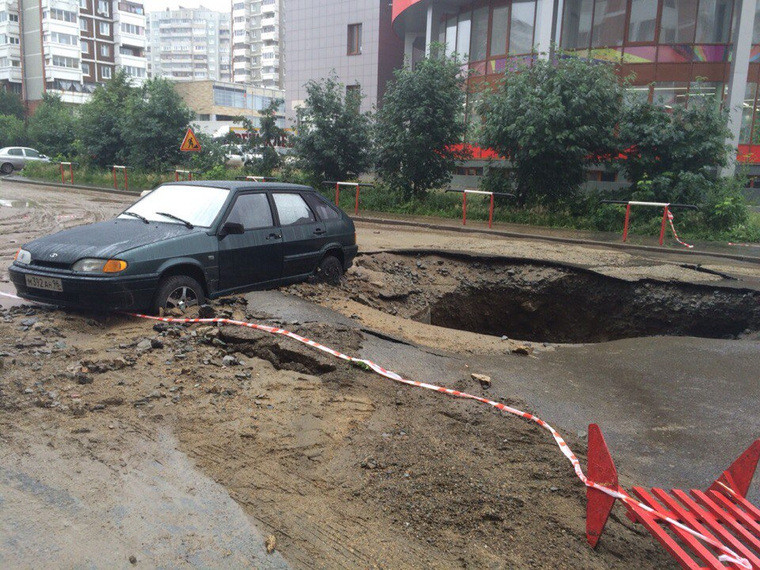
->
xmin=127 ymin=312 xmax=749 ymax=569
xmin=666 ymin=209 xmax=694 ymax=249
xmin=0 ymin=288 xmax=750 ymax=567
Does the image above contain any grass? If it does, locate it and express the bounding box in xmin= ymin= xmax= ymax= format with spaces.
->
xmin=17 ymin=162 xmax=760 ymax=244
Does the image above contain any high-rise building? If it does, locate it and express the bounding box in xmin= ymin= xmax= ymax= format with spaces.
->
xmin=284 ymin=0 xmax=404 ymax=120
xmin=231 ymin=0 xmax=283 ymax=88
xmin=0 ymin=0 xmax=147 ymax=106
xmin=146 ymin=6 xmax=231 ymax=83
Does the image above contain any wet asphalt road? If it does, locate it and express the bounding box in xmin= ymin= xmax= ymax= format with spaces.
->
xmin=250 ymin=290 xmax=760 ymax=503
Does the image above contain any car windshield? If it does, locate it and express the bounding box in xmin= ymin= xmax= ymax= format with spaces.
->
xmin=121 ymin=185 xmax=230 ymax=228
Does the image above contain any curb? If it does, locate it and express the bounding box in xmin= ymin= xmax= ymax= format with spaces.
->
xmin=353 ymin=215 xmax=760 ymax=265
xmin=4 ymin=175 xmax=758 ymax=265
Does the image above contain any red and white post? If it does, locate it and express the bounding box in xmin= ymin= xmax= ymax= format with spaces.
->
xmin=112 ymin=165 xmax=128 ymax=191
xmin=617 ymin=201 xmax=694 ymax=248
xmin=459 ymin=189 xmax=497 ymax=228
xmin=60 ymin=162 xmax=73 ymax=184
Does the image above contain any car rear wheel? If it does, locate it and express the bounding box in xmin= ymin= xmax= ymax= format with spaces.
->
xmin=0 ymin=163 xmax=13 ymax=175
xmin=314 ymin=254 xmax=344 ymax=285
xmin=152 ymin=275 xmax=205 ymax=315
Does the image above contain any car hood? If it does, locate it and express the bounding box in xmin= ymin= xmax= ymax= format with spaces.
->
xmin=24 ymin=219 xmax=202 ymax=265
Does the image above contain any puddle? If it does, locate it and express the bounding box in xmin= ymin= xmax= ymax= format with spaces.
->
xmin=0 ymin=199 xmax=39 ymax=208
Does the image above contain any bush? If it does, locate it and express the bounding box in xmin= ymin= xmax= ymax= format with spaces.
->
xmin=702 ymin=176 xmax=749 ymax=231
xmin=0 ymin=114 xmax=25 ymax=147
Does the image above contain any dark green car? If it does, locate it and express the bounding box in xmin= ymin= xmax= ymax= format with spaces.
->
xmin=9 ymin=181 xmax=358 ymax=313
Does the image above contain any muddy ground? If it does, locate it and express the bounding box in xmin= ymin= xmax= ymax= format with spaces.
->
xmin=0 ymin=298 xmax=671 ymax=568
xmin=3 ymin=179 xmax=760 ymax=568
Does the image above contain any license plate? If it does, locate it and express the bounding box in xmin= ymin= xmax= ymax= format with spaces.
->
xmin=25 ymin=275 xmax=63 ymax=292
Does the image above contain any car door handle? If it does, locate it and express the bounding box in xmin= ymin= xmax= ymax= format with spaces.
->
xmin=267 ymin=233 xmax=282 ymax=240
xmin=314 ymin=228 xmax=326 ymax=235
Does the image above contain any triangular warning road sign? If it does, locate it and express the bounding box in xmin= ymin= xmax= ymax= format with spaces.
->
xmin=180 ymin=128 xmax=202 ymax=152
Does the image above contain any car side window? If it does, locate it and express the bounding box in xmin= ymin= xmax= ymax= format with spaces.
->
xmin=24 ymin=149 xmax=39 ymax=158
xmin=225 ymin=193 xmax=274 ymax=230
xmin=7 ymin=148 xmax=23 ymax=156
xmin=303 ymin=193 xmax=340 ymax=220
xmin=272 ymin=193 xmax=316 ymax=226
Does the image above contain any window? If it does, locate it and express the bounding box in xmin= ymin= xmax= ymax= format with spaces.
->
xmin=470 ymin=6 xmax=489 ymax=61
xmin=695 ymin=0 xmax=734 ymax=43
xmin=81 ymin=19 xmax=88 ymax=32
xmin=101 ymin=65 xmax=112 ymax=79
xmin=24 ymin=149 xmax=39 ymax=158
xmin=591 ymin=0 xmax=626 ymax=47
xmin=100 ymin=44 xmax=110 ymax=57
xmin=509 ymin=0 xmax=536 ymax=55
xmin=81 ymin=40 xmax=89 ymax=54
xmin=490 ymin=5 xmax=509 ymax=57
xmin=99 ymin=22 xmax=111 ymax=36
xmin=7 ymin=148 xmax=23 ymax=156
xmin=659 ymin=0 xmax=698 ymax=43
xmin=456 ymin=13 xmax=471 ymax=59
xmin=51 ymin=32 xmax=78 ymax=45
xmin=628 ymin=0 xmax=658 ymax=42
xmin=226 ymin=194 xmax=273 ymax=229
xmin=303 ymin=193 xmax=340 ymax=220
xmin=273 ymin=193 xmax=315 ymax=226
xmin=562 ymin=0 xmax=593 ymax=48
xmin=97 ymin=0 xmax=110 ymax=16
xmin=47 ymin=9 xmax=77 ymax=22
xmin=82 ymin=62 xmax=91 ymax=75
xmin=80 ymin=0 xmax=87 ymax=8
xmin=347 ymin=23 xmax=362 ymax=55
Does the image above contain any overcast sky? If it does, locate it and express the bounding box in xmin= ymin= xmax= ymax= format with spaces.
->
xmin=143 ymin=0 xmax=216 ymax=13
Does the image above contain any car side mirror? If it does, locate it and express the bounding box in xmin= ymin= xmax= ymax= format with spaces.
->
xmin=219 ymin=221 xmax=244 ymax=237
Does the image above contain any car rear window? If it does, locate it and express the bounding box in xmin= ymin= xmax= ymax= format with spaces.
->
xmin=303 ymin=193 xmax=340 ymax=220
xmin=226 ymin=193 xmax=273 ymax=229
xmin=273 ymin=193 xmax=316 ymax=226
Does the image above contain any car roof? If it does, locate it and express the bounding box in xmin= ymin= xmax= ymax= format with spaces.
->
xmin=160 ymin=180 xmax=314 ymax=193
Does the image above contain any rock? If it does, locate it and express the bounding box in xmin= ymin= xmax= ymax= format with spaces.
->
xmin=222 ymin=355 xmax=240 ymax=367
xmin=136 ymin=339 xmax=152 ymax=351
xmin=265 ymin=534 xmax=277 ymax=554
xmin=512 ymin=345 xmax=534 ymax=356
xmin=20 ymin=318 xmax=37 ymax=327
xmin=153 ymin=322 xmax=168 ymax=332
xmin=75 ymin=372 xmax=93 ymax=385
xmin=129 ymin=555 xmax=137 ymax=565
xmin=150 ymin=338 xmax=164 ymax=349
xmin=361 ymin=457 xmax=379 ymax=469
xmin=471 ymin=373 xmax=492 ymax=389
xmin=198 ymin=304 xmax=216 ymax=319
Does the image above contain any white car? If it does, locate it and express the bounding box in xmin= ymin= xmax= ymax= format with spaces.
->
xmin=0 ymin=147 xmax=50 ymax=174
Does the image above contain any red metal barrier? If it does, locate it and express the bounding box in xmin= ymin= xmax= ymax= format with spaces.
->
xmin=59 ymin=162 xmax=73 ymax=184
xmin=323 ymin=181 xmax=374 ymax=215
xmin=447 ymin=189 xmax=516 ymax=228
xmin=587 ymin=424 xmax=760 ymax=569
xmin=603 ymin=200 xmax=698 ymax=247
xmin=174 ymin=169 xmax=193 ymax=182
xmin=112 ymin=165 xmax=128 ymax=191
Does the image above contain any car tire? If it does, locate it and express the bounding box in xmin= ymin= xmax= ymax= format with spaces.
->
xmin=314 ymin=254 xmax=344 ymax=285
xmin=151 ymin=275 xmax=205 ymax=315
xmin=0 ymin=163 xmax=13 ymax=175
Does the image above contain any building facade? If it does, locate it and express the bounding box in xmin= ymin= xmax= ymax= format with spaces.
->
xmin=392 ymin=0 xmax=760 ymax=169
xmin=284 ymin=0 xmax=404 ymax=121
xmin=0 ymin=0 xmax=147 ymax=105
xmin=146 ymin=7 xmax=231 ymax=83
xmin=231 ymin=0 xmax=283 ymax=88
xmin=172 ymin=79 xmax=284 ymax=136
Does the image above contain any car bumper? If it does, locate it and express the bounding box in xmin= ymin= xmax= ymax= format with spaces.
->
xmin=343 ymin=245 xmax=359 ymax=270
xmin=9 ymin=264 xmax=158 ymax=311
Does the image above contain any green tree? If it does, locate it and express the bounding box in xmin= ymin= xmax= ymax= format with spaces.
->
xmin=617 ymin=97 xmax=732 ymax=204
xmin=375 ymin=54 xmax=468 ymax=199
xmin=186 ymin=131 xmax=228 ymax=173
xmin=26 ymin=93 xmax=77 ymax=157
xmin=238 ymin=98 xmax=285 ymax=176
xmin=78 ymin=71 xmax=138 ymax=166
xmin=294 ymin=75 xmax=372 ymax=183
xmin=480 ymin=56 xmax=623 ymax=205
xmin=0 ymin=89 xmax=24 ymax=120
xmin=0 ymin=114 xmax=25 ymax=147
xmin=122 ymin=77 xmax=194 ymax=170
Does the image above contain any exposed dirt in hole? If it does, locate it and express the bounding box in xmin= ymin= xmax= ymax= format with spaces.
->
xmin=0 ymin=300 xmax=673 ymax=568
xmin=290 ymin=252 xmax=760 ymax=344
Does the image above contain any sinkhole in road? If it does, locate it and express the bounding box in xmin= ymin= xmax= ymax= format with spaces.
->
xmin=350 ymin=253 xmax=760 ymax=344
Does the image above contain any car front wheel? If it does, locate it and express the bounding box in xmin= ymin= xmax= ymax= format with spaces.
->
xmin=0 ymin=163 xmax=13 ymax=174
xmin=152 ymin=275 xmax=205 ymax=315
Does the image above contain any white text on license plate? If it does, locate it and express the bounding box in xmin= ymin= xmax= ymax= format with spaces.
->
xmin=25 ymin=275 xmax=63 ymax=292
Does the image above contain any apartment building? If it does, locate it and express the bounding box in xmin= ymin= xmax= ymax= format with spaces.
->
xmin=0 ymin=0 xmax=147 ymax=106
xmin=146 ymin=6 xmax=231 ymax=83
xmin=231 ymin=0 xmax=283 ymax=88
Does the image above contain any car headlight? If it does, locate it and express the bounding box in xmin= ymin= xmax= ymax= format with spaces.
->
xmin=72 ymin=258 xmax=128 ymax=273
xmin=14 ymin=249 xmax=31 ymax=265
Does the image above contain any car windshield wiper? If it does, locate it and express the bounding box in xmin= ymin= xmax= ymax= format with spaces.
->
xmin=155 ymin=212 xmax=194 ymax=229
xmin=122 ymin=211 xmax=149 ymax=224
